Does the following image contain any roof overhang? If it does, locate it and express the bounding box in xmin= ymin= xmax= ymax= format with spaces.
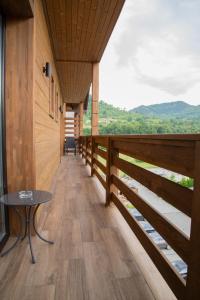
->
xmin=42 ymin=0 xmax=125 ymax=105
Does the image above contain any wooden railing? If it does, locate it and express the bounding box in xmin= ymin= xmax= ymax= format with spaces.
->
xmin=79 ymin=134 xmax=200 ymax=300
xmin=64 ymin=116 xmax=80 ymax=137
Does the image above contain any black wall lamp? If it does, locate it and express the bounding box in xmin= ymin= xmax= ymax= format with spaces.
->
xmin=43 ymin=62 xmax=51 ymax=77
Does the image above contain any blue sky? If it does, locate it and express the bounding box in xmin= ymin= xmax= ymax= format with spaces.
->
xmin=100 ymin=0 xmax=200 ymax=109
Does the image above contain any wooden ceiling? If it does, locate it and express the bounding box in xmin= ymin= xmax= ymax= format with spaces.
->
xmin=57 ymin=62 xmax=92 ymax=104
xmin=42 ymin=0 xmax=125 ymax=104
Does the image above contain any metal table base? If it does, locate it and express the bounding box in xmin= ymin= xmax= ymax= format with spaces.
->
xmin=1 ymin=204 xmax=54 ymax=263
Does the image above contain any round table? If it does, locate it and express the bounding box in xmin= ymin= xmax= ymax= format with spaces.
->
xmin=0 ymin=190 xmax=54 ymax=264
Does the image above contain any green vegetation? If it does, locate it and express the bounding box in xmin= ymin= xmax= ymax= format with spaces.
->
xmin=126 ymin=203 xmax=134 ymax=209
xmin=179 ymin=177 xmax=194 ymax=188
xmin=169 ymin=174 xmax=194 ymax=188
xmin=84 ymin=98 xmax=197 ymax=189
xmin=84 ymin=98 xmax=200 ymax=135
xmin=120 ymin=154 xmax=155 ymax=169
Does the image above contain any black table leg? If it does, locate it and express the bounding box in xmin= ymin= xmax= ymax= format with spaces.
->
xmin=33 ymin=204 xmax=54 ymax=244
xmin=1 ymin=202 xmax=54 ymax=264
xmin=27 ymin=206 xmax=36 ymax=264
xmin=21 ymin=206 xmax=27 ymax=241
xmin=1 ymin=207 xmax=23 ymax=257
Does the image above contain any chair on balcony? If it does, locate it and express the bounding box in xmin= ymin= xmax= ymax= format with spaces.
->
xmin=64 ymin=137 xmax=77 ymax=155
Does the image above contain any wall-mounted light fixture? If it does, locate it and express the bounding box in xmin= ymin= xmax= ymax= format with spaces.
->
xmin=43 ymin=62 xmax=51 ymax=77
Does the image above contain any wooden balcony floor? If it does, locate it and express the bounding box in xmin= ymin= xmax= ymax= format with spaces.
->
xmin=0 ymin=156 xmax=176 ymax=300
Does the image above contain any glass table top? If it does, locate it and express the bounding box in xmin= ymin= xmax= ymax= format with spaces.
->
xmin=0 ymin=190 xmax=52 ymax=206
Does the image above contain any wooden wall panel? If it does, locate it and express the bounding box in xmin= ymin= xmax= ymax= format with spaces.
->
xmin=4 ymin=0 xmax=63 ymax=234
xmin=5 ymin=17 xmax=35 ymax=192
xmin=5 ymin=17 xmax=35 ymax=234
xmin=34 ymin=0 xmax=63 ymax=191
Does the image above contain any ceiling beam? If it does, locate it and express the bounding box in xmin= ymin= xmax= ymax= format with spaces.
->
xmin=56 ymin=59 xmax=99 ymax=64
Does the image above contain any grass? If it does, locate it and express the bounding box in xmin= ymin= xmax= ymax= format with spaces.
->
xmin=95 ymin=150 xmax=155 ymax=178
xmin=169 ymin=174 xmax=194 ymax=188
xmin=119 ymin=154 xmax=155 ymax=169
xmin=126 ymin=203 xmax=134 ymax=209
xmin=119 ymin=154 xmax=155 ymax=177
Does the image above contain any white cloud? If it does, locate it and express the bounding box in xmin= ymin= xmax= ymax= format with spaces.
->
xmin=100 ymin=0 xmax=200 ymax=108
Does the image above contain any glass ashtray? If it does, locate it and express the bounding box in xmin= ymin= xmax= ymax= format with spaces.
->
xmin=18 ymin=191 xmax=33 ymax=199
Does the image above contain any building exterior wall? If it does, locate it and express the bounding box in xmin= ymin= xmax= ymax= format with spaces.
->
xmin=5 ymin=16 xmax=35 ymax=234
xmin=34 ymin=0 xmax=63 ymax=190
xmin=4 ymin=0 xmax=63 ymax=232
xmin=5 ymin=17 xmax=35 ymax=193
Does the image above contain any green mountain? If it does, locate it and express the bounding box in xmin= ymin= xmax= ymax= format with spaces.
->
xmin=86 ymin=98 xmax=128 ymax=119
xmin=130 ymin=101 xmax=200 ymax=119
xmin=84 ymin=99 xmax=200 ymax=135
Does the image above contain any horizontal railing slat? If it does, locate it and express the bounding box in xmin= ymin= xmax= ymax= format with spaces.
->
xmin=94 ymin=158 xmax=107 ymax=174
xmin=93 ymin=169 xmax=106 ymax=189
xmin=113 ymin=155 xmax=192 ymax=217
xmin=86 ymin=158 xmax=91 ymax=166
xmin=112 ymin=175 xmax=190 ymax=263
xmin=113 ymin=140 xmax=195 ymax=177
xmin=95 ymin=147 xmax=107 ymax=159
xmin=86 ymin=152 xmax=91 ymax=158
xmin=97 ymin=134 xmax=200 ymax=141
xmin=94 ymin=137 xmax=108 ymax=147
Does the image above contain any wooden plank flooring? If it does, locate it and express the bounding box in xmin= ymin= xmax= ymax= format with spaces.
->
xmin=0 ymin=156 xmax=176 ymax=300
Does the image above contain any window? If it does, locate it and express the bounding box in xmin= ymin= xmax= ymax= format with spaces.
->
xmin=49 ymin=76 xmax=54 ymax=118
xmin=55 ymin=90 xmax=59 ymax=122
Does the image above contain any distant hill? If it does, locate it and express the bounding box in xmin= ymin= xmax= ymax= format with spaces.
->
xmin=84 ymin=99 xmax=200 ymax=135
xmin=86 ymin=98 xmax=129 ymax=119
xmin=130 ymin=101 xmax=200 ymax=119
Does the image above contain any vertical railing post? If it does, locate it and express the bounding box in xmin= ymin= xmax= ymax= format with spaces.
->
xmin=106 ymin=136 xmax=111 ymax=206
xmin=81 ymin=137 xmax=84 ymax=159
xmin=79 ymin=136 xmax=82 ymax=155
xmin=78 ymin=136 xmax=81 ymax=155
xmin=85 ymin=136 xmax=88 ymax=165
xmin=186 ymin=141 xmax=200 ymax=300
xmin=106 ymin=137 xmax=119 ymax=206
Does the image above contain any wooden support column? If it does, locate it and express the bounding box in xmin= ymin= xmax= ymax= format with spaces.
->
xmin=79 ymin=101 xmax=84 ymax=136
xmin=91 ymin=136 xmax=95 ymax=176
xmin=91 ymin=63 xmax=99 ymax=136
xmin=85 ymin=137 xmax=88 ymax=165
xmin=74 ymin=113 xmax=78 ymax=138
xmin=186 ymin=141 xmax=200 ymax=299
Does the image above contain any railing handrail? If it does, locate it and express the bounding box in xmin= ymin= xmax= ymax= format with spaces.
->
xmin=89 ymin=133 xmax=200 ymax=140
